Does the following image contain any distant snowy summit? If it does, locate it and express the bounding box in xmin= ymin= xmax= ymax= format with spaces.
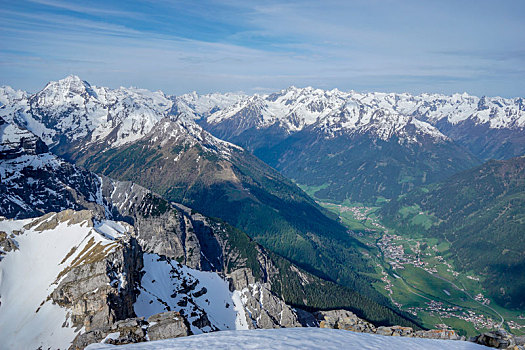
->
xmin=178 ymin=85 xmax=525 ymax=141
xmin=1 ymin=76 xmax=524 ymax=152
xmin=0 ymin=75 xmax=240 ymax=162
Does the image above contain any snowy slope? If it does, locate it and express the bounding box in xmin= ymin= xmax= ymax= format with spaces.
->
xmin=0 ymin=213 xmax=127 ymax=350
xmin=135 ymin=253 xmax=249 ymax=334
xmin=86 ymin=328 xmax=489 ymax=350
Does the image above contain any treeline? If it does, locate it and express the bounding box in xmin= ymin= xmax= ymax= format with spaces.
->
xmin=213 ymin=217 xmax=421 ymax=329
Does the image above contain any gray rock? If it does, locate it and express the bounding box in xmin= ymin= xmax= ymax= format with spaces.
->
xmin=376 ymin=326 xmax=394 ymax=336
xmin=231 ymin=270 xmax=302 ymax=329
xmin=469 ymin=329 xmax=519 ymax=349
xmin=295 ymin=308 xmax=319 ymax=327
xmin=50 ymin=216 xmax=143 ymax=331
xmin=147 ymin=311 xmax=190 ymax=341
xmin=71 ymin=312 xmax=190 ymax=349
xmin=71 ymin=316 xmax=148 ymax=349
xmin=0 ymin=230 xmax=18 ymax=252
xmin=316 ymin=310 xmax=376 ymax=334
xmin=414 ymin=329 xmax=459 ymax=340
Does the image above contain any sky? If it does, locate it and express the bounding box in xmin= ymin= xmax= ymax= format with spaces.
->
xmin=1 ymin=0 xmax=525 ymax=97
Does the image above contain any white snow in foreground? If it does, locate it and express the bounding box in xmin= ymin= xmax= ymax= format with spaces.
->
xmin=86 ymin=328 xmax=490 ymax=350
xmin=0 ymin=214 xmax=124 ymax=350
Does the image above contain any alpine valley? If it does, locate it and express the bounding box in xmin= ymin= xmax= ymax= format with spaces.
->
xmin=1 ymin=76 xmax=524 ymax=349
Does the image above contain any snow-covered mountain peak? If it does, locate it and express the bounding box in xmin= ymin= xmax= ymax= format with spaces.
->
xmin=40 ymin=75 xmax=97 ymax=101
xmin=315 ymin=103 xmax=448 ymax=143
xmin=0 ymin=86 xmax=28 ymax=107
xmin=269 ymin=85 xmax=345 ymax=102
xmin=148 ymin=114 xmax=243 ymax=157
xmin=0 ymin=77 xmax=179 ymax=150
xmin=1 ymin=78 xmax=523 ymax=158
xmin=173 ymin=91 xmax=247 ymax=119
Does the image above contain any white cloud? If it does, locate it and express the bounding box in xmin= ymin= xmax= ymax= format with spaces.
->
xmin=1 ymin=0 xmax=524 ymax=97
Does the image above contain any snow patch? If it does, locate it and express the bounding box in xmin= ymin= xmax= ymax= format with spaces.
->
xmin=0 ymin=214 xmax=130 ymax=350
xmin=85 ymin=328 xmax=489 ymax=350
xmin=134 ymin=254 xmax=249 ymax=334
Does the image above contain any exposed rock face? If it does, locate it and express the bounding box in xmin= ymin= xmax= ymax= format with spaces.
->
xmin=0 ymin=115 xmax=48 ymax=159
xmin=24 ymin=209 xmax=95 ymax=231
xmin=101 ymin=181 xmax=213 ymax=270
xmin=0 ymin=230 xmax=18 ymax=257
xmin=315 ymin=309 xmax=460 ymax=341
xmin=469 ymin=329 xmax=525 ymax=350
xmin=70 ymin=312 xmax=190 ymax=349
xmin=51 ymin=236 xmax=143 ymax=331
xmin=103 ymin=184 xmax=305 ymax=330
xmin=316 ymin=310 xmax=376 ymax=333
xmin=147 ymin=311 xmax=190 ymax=341
xmin=230 ymin=269 xmax=302 ymax=329
xmin=413 ymin=328 xmax=460 ymax=340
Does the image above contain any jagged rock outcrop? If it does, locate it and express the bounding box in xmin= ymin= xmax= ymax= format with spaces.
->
xmin=102 ymin=184 xmax=306 ymax=330
xmin=71 ymin=312 xmax=190 ymax=349
xmin=101 ymin=181 xmax=210 ymax=269
xmin=0 ymin=230 xmax=18 ymax=258
xmin=229 ymin=268 xmax=302 ymax=329
xmin=316 ymin=310 xmax=376 ymax=333
xmin=51 ymin=235 xmax=143 ymax=331
xmin=147 ymin=311 xmax=191 ymax=341
xmin=469 ymin=329 xmax=525 ymax=349
xmin=315 ymin=309 xmax=461 ymax=341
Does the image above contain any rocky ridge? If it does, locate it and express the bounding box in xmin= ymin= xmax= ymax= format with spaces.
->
xmin=314 ymin=309 xmax=525 ymax=349
xmin=0 ymin=116 xmax=416 ymax=339
xmin=0 ymin=116 xmax=104 ymax=219
xmin=0 ymin=209 xmax=301 ymax=349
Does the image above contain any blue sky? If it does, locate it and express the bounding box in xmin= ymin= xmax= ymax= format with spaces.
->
xmin=1 ymin=0 xmax=525 ymax=97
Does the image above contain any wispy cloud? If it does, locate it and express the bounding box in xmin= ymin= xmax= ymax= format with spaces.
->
xmin=27 ymin=0 xmax=139 ymax=17
xmin=1 ymin=0 xmax=524 ymax=97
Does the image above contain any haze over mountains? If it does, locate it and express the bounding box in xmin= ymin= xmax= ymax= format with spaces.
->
xmin=1 ymin=76 xmax=524 ymax=349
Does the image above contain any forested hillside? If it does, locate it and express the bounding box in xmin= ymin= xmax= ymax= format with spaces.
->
xmin=381 ymin=156 xmax=525 ymax=309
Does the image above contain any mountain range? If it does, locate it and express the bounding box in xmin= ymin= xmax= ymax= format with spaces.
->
xmin=1 ymin=76 xmax=523 ymax=349
xmin=0 ymin=112 xmax=417 ymax=349
xmin=0 ymin=76 xmax=386 ymax=300
xmin=179 ymin=86 xmax=524 ymax=202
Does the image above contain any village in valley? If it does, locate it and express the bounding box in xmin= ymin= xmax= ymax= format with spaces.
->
xmin=319 ymin=202 xmax=525 ymax=336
